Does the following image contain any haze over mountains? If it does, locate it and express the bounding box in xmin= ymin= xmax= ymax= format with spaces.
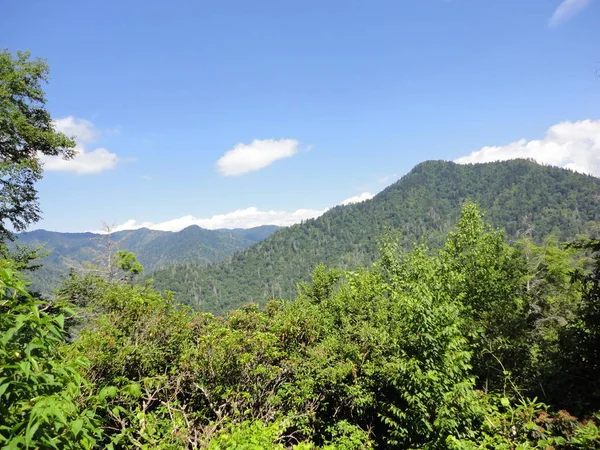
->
xmin=16 ymin=224 xmax=279 ymax=294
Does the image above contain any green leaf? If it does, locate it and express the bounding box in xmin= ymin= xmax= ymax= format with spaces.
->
xmin=25 ymin=421 xmax=40 ymax=446
xmin=99 ymin=386 xmax=118 ymax=401
xmin=125 ymin=382 xmax=142 ymax=398
xmin=55 ymin=315 xmax=65 ymax=330
xmin=71 ymin=419 xmax=83 ymax=437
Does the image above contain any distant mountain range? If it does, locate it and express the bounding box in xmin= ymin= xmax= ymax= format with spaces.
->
xmin=15 ymin=225 xmax=280 ymax=295
xmin=149 ymin=159 xmax=600 ymax=314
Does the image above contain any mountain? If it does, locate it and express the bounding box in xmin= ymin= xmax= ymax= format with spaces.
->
xmin=217 ymin=225 xmax=281 ymax=242
xmin=15 ymin=224 xmax=280 ymax=295
xmin=151 ymin=160 xmax=600 ymax=314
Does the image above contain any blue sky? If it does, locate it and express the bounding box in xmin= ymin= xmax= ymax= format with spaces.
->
xmin=2 ymin=0 xmax=600 ymax=232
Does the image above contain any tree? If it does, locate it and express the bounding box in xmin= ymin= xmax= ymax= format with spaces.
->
xmin=0 ymin=49 xmax=75 ymax=241
xmin=115 ymin=250 xmax=143 ymax=282
xmin=555 ymin=238 xmax=600 ymax=413
xmin=439 ymin=202 xmax=529 ymax=389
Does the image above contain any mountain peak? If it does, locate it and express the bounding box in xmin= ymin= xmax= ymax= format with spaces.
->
xmin=152 ymin=159 xmax=600 ymax=314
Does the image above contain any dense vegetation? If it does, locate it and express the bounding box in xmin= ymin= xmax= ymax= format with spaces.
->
xmin=2 ymin=204 xmax=600 ymax=448
xmin=14 ymin=225 xmax=279 ymax=296
xmin=152 ymin=160 xmax=600 ymax=314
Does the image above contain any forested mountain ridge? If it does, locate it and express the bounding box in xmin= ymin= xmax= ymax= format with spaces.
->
xmin=219 ymin=225 xmax=281 ymax=242
xmin=15 ymin=224 xmax=279 ymax=294
xmin=151 ymin=159 xmax=600 ymax=314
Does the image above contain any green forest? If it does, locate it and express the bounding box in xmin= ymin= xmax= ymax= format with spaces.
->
xmin=152 ymin=159 xmax=600 ymax=314
xmin=2 ymin=51 xmax=600 ymax=449
xmin=14 ymin=225 xmax=280 ymax=297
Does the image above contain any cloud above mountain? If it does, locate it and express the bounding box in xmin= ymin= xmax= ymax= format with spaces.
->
xmin=455 ymin=119 xmax=600 ymax=177
xmin=99 ymin=191 xmax=376 ymax=233
xmin=216 ymin=139 xmax=299 ymax=176
xmin=341 ymin=192 xmax=374 ymax=205
xmin=39 ymin=116 xmax=120 ymax=175
xmin=102 ymin=207 xmax=324 ymax=233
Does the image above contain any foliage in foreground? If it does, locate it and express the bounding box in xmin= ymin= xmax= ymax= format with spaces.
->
xmin=2 ymin=204 xmax=600 ymax=448
xmin=0 ymin=261 xmax=102 ymax=449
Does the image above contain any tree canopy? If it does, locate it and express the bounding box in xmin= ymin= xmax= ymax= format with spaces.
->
xmin=0 ymin=49 xmax=75 ymax=240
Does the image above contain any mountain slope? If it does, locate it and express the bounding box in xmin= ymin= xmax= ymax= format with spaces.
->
xmin=219 ymin=225 xmax=281 ymax=242
xmin=16 ymin=225 xmax=279 ymax=294
xmin=151 ymin=160 xmax=600 ymax=314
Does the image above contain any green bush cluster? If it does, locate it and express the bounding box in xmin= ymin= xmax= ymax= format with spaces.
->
xmin=2 ymin=203 xmax=600 ymax=448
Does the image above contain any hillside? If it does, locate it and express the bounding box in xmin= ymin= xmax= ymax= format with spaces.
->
xmin=151 ymin=159 xmax=600 ymax=314
xmin=16 ymin=224 xmax=279 ymax=294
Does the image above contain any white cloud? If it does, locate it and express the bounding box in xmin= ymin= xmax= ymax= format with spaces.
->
xmin=52 ymin=116 xmax=98 ymax=143
xmin=216 ymin=139 xmax=299 ymax=176
xmin=97 ymin=207 xmax=326 ymax=233
xmin=549 ymin=0 xmax=592 ymax=27
xmin=38 ymin=116 xmax=120 ymax=175
xmin=109 ymin=219 xmax=155 ymax=233
xmin=378 ymin=173 xmax=398 ymax=184
xmin=341 ymin=192 xmax=375 ymax=205
xmin=95 ymin=191 xmax=380 ymax=233
xmin=41 ymin=147 xmax=119 ymax=175
xmin=455 ymin=119 xmax=600 ymax=177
